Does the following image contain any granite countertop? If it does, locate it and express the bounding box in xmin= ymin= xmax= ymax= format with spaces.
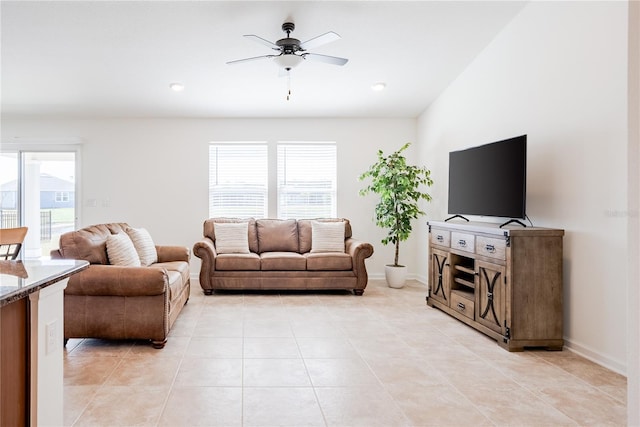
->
xmin=0 ymin=258 xmax=89 ymax=307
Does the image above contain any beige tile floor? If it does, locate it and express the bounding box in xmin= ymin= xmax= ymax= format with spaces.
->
xmin=63 ymin=279 xmax=627 ymax=426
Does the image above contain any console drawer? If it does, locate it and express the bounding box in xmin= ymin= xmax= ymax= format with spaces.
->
xmin=451 ymin=290 xmax=474 ymax=320
xmin=430 ymin=229 xmax=450 ymax=247
xmin=451 ymin=232 xmax=475 ymax=253
xmin=476 ymin=236 xmax=507 ymax=260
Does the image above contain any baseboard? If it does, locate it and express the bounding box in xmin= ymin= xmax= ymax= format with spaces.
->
xmin=368 ymin=272 xmax=428 ymax=283
xmin=564 ymin=338 xmax=627 ymax=376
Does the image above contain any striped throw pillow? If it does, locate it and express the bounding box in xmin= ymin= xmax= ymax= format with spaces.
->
xmin=311 ymin=221 xmax=345 ymax=253
xmin=214 ymin=222 xmax=250 ymax=254
xmin=106 ymin=233 xmax=141 ymax=267
xmin=126 ymin=227 xmax=158 ymax=266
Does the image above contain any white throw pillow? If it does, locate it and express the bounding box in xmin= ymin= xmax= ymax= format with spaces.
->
xmin=311 ymin=221 xmax=345 ymax=253
xmin=214 ymin=222 xmax=250 ymax=254
xmin=126 ymin=227 xmax=158 ymax=266
xmin=106 ymin=233 xmax=142 ymax=267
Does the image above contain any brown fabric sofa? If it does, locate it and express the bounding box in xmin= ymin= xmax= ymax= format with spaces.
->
xmin=193 ymin=218 xmax=374 ymax=295
xmin=51 ymin=223 xmax=190 ymax=348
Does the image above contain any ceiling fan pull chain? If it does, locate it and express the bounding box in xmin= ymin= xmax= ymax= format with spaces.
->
xmin=286 ymin=71 xmax=292 ymax=101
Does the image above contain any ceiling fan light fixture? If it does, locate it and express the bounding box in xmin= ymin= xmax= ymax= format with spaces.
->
xmin=273 ymin=54 xmax=304 ymax=69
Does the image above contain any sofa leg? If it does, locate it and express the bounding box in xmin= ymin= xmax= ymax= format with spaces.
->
xmin=353 ymin=289 xmax=364 ymax=296
xmin=151 ymin=339 xmax=167 ymax=349
xmin=203 ymin=289 xmax=214 ymax=296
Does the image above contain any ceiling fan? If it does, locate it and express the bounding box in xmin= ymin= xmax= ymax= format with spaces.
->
xmin=227 ymin=22 xmax=349 ymax=72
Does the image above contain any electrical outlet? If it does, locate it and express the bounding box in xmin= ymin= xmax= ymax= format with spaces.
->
xmin=46 ymin=320 xmax=58 ymax=355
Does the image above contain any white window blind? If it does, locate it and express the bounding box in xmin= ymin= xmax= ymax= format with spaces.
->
xmin=277 ymin=143 xmax=337 ymax=219
xmin=209 ymin=143 xmax=268 ymax=218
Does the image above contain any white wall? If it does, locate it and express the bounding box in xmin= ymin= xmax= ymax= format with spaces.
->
xmin=627 ymin=1 xmax=639 ymax=423
xmin=0 ymin=117 xmax=419 ymax=278
xmin=416 ymin=1 xmax=629 ymax=374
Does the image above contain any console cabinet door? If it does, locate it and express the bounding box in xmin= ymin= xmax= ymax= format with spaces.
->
xmin=430 ymin=248 xmax=450 ymax=305
xmin=475 ymin=260 xmax=506 ymax=334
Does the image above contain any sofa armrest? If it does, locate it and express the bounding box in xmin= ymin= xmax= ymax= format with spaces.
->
xmin=156 ymin=245 xmax=190 ymax=263
xmin=345 ymin=238 xmax=374 ymax=289
xmin=193 ymin=238 xmax=217 ymax=289
xmin=65 ymin=265 xmax=168 ymax=297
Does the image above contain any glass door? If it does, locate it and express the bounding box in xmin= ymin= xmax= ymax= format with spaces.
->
xmin=0 ymin=151 xmax=77 ymax=258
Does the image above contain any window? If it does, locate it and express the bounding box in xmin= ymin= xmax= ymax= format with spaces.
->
xmin=55 ymin=192 xmax=70 ymax=203
xmin=208 ymin=143 xmax=268 ymax=218
xmin=208 ymin=141 xmax=337 ymax=219
xmin=277 ymin=143 xmax=337 ymax=219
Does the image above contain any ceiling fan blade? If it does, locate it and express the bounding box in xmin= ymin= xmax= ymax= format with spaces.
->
xmin=303 ymin=53 xmax=348 ymax=66
xmin=226 ymin=55 xmax=275 ymax=65
xmin=243 ymin=34 xmax=280 ymax=50
xmin=299 ymin=31 xmax=341 ymax=50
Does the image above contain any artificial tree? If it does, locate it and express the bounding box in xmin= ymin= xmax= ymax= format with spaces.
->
xmin=359 ymin=142 xmax=433 ymax=284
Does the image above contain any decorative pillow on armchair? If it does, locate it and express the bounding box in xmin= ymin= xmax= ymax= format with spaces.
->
xmin=214 ymin=222 xmax=250 ymax=254
xmin=126 ymin=227 xmax=158 ymax=266
xmin=311 ymin=220 xmax=345 ymax=253
xmin=106 ymin=233 xmax=142 ymax=267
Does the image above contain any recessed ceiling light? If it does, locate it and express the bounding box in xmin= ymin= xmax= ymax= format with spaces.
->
xmin=169 ymin=82 xmax=185 ymax=92
xmin=371 ymin=82 xmax=386 ymax=91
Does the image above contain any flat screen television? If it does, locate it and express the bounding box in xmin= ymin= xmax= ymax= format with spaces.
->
xmin=448 ymin=135 xmax=527 ymax=221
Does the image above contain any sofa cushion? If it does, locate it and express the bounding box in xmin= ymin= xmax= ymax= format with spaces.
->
xmin=306 ymin=252 xmax=353 ymax=271
xmin=256 ymin=219 xmax=299 ymax=253
xmin=106 ymin=233 xmax=141 ymax=267
xmin=311 ymin=220 xmax=345 ymax=253
xmin=165 ymin=269 xmax=184 ymax=302
xmin=215 ymin=253 xmax=261 ymax=271
xmin=213 ymin=222 xmax=250 ymax=254
xmin=154 ymin=261 xmax=190 ymax=286
xmin=260 ymin=252 xmax=306 ymax=271
xmin=298 ymin=219 xmax=352 ymax=254
xmin=126 ymin=227 xmax=158 ymax=266
xmin=204 ymin=218 xmax=258 ymax=253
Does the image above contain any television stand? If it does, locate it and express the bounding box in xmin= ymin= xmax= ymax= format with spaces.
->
xmin=426 ymin=220 xmax=564 ymax=351
xmin=499 ymin=219 xmax=527 ymax=228
xmin=445 ymin=214 xmax=469 ymax=222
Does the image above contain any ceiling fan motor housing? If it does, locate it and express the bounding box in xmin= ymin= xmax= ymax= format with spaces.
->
xmin=276 ymin=38 xmax=301 ymax=53
xmin=277 ymin=22 xmax=302 ymax=54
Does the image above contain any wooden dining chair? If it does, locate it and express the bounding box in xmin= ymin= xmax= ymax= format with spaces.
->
xmin=0 ymin=227 xmax=28 ymax=260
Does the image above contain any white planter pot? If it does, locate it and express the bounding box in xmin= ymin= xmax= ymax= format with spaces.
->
xmin=385 ymin=265 xmax=407 ymax=289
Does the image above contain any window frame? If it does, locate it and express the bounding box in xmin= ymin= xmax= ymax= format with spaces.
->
xmin=208 ymin=140 xmax=338 ymax=220
xmin=208 ymin=142 xmax=269 ymax=219
xmin=276 ymin=141 xmax=337 ymax=219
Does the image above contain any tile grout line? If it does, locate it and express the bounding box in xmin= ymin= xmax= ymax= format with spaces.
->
xmin=290 ymin=309 xmax=330 ymax=427
xmin=66 ymin=339 xmax=132 ymax=426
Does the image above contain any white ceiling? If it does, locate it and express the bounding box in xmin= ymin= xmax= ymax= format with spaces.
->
xmin=1 ymin=1 xmax=527 ymax=119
